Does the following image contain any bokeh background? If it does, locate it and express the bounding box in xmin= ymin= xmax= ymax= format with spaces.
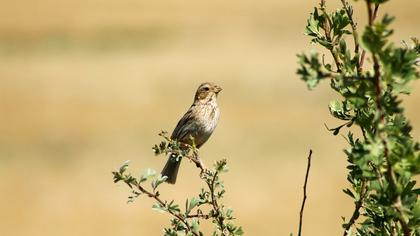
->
xmin=0 ymin=0 xmax=419 ymax=235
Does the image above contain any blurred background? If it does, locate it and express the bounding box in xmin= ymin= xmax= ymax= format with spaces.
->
xmin=0 ymin=0 xmax=419 ymax=235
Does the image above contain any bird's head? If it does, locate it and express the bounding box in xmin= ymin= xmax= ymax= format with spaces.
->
xmin=194 ymin=82 xmax=222 ymax=103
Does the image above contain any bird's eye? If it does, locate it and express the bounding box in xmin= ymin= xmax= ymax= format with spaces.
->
xmin=203 ymin=87 xmax=210 ymax=91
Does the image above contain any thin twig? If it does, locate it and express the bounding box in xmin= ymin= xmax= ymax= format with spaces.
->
xmin=343 ymin=181 xmax=367 ymax=236
xmin=340 ymin=0 xmax=361 ymax=75
xmin=298 ymin=150 xmax=313 ymax=236
xmin=368 ymin=161 xmax=385 ymax=190
xmin=186 ymin=214 xmax=210 ymax=219
xmin=130 ymin=132 xmax=234 ymax=235
xmin=185 ymin=146 xmax=226 ymax=234
xmin=360 ymin=126 xmax=367 ymax=141
xmin=129 ymin=151 xmax=217 ymax=236
xmin=389 ymin=220 xmax=396 ymax=236
xmin=366 ymin=1 xmax=394 ymax=190
xmin=396 ymin=200 xmax=411 ymax=236
xmin=320 ymin=1 xmax=342 ymax=72
xmin=188 ymin=151 xmax=206 ymax=172
xmin=359 ymin=3 xmax=379 ymax=70
xmin=207 ymin=171 xmax=227 ymax=235
xmin=135 ymin=184 xmax=200 ymax=236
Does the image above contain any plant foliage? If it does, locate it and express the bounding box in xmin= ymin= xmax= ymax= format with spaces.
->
xmin=298 ymin=0 xmax=420 ymax=235
xmin=113 ymin=131 xmax=243 ymax=236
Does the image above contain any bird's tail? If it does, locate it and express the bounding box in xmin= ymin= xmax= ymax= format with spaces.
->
xmin=161 ymin=155 xmax=182 ymax=184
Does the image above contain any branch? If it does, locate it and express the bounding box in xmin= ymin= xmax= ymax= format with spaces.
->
xmin=320 ymin=1 xmax=342 ymax=73
xmin=115 ymin=156 xmax=232 ymax=236
xmin=153 ymin=131 xmax=243 ymax=235
xmin=186 ymin=214 xmax=210 ymax=219
xmin=343 ymin=180 xmax=367 ymax=236
xmin=366 ymin=0 xmax=397 ymax=193
xmin=359 ymin=3 xmax=380 ymax=70
xmin=366 ymin=1 xmax=410 ymax=235
xmin=298 ymin=150 xmax=313 ymax=236
xmin=189 ymin=151 xmax=208 ymax=177
xmin=135 ymin=182 xmax=199 ymax=236
xmin=368 ymin=161 xmax=384 ymax=190
xmin=159 ymin=133 xmax=228 ymax=234
xmin=395 ymin=198 xmax=411 ymax=236
xmin=340 ymin=0 xmax=361 ymax=75
xmin=207 ymin=170 xmax=227 ymax=235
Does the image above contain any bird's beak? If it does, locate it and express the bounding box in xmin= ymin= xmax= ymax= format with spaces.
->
xmin=215 ymin=86 xmax=222 ymax=94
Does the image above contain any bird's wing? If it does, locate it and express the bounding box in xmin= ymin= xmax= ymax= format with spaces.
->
xmin=171 ymin=105 xmax=197 ymax=143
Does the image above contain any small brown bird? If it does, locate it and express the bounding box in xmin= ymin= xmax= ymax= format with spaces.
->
xmin=161 ymin=82 xmax=222 ymax=184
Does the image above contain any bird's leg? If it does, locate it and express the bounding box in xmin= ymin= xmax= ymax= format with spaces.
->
xmin=192 ymin=149 xmax=209 ymax=178
xmin=192 ymin=149 xmax=204 ymax=169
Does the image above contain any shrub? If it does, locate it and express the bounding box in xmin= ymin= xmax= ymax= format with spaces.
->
xmin=298 ymin=0 xmax=420 ymax=235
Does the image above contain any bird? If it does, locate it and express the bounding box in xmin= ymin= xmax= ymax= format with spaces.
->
xmin=161 ymin=82 xmax=222 ymax=184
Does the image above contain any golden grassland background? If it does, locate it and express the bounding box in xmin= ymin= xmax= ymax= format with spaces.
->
xmin=0 ymin=0 xmax=419 ymax=235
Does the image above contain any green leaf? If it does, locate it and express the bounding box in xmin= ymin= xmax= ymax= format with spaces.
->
xmin=119 ymin=160 xmax=130 ymax=174
xmin=304 ymin=8 xmax=323 ymax=38
xmin=370 ymin=0 xmax=389 ymax=4
xmin=187 ymin=197 xmax=199 ymax=214
xmin=361 ymin=14 xmax=394 ymax=53
xmin=328 ymin=100 xmax=352 ymax=120
xmin=225 ymin=208 xmax=233 ymax=219
xmin=235 ymin=226 xmax=244 ymax=235
xmin=214 ymin=159 xmax=228 ymax=173
xmin=152 ymin=203 xmax=167 ymax=213
xmin=167 ymin=200 xmax=181 ymax=213
xmin=127 ymin=190 xmax=141 ymax=203
xmin=297 ymin=52 xmax=331 ymax=89
xmin=343 ymin=188 xmax=355 ymax=199
xmin=151 ymin=175 xmax=168 ymax=191
xmin=139 ymin=168 xmax=157 ymax=183
xmin=331 ymin=9 xmax=350 ymax=38
xmin=191 ymin=218 xmax=199 ymax=233
xmin=112 ymin=171 xmax=123 ymax=183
